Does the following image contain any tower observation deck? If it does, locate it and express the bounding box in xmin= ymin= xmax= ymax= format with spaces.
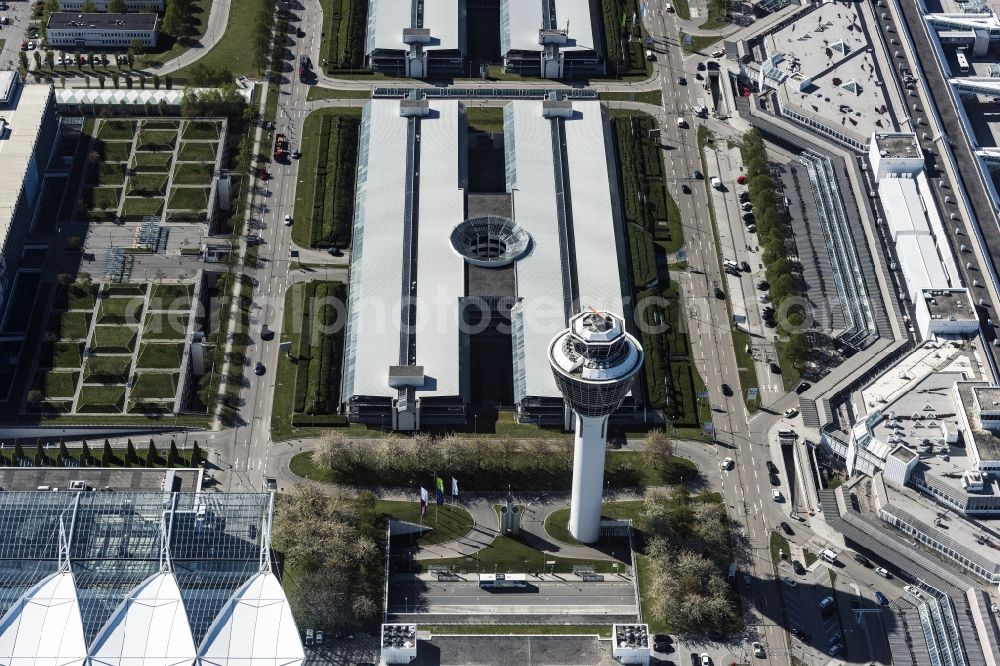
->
xmin=548 ymin=310 xmax=643 ymax=542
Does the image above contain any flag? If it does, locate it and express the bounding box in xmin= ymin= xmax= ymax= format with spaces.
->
xmin=435 ymin=477 xmax=445 ymax=505
xmin=420 ymin=487 xmax=428 ymax=516
xmin=451 ymin=477 xmax=459 ymax=497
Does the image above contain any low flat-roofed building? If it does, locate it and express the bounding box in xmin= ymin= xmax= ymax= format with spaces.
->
xmin=915 ymin=288 xmax=979 ymax=338
xmin=500 ymin=0 xmax=602 ymax=78
xmin=58 ymin=0 xmax=164 ymax=11
xmin=46 ymin=12 xmax=158 ymax=48
xmin=869 ymin=132 xmax=924 ymax=179
xmin=0 ymin=80 xmax=58 ymax=315
xmin=365 ymin=0 xmax=466 ymax=76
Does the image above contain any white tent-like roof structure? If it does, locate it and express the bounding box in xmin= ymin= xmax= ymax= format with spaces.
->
xmin=54 ymin=87 xmax=253 ymax=108
xmin=0 ymin=571 xmax=87 ymax=666
xmin=88 ymin=572 xmax=197 ymax=666
xmin=198 ymin=573 xmax=304 ymax=666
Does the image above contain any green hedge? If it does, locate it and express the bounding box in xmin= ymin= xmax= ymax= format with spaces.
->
xmin=629 ymin=223 xmax=657 ymax=287
xmin=291 ymin=281 xmax=346 ymax=416
xmin=612 ymin=115 xmax=682 ymax=252
xmin=290 ymin=414 xmax=349 ymax=427
xmin=324 ymin=0 xmax=369 ymax=70
xmin=600 ymin=0 xmax=649 ymax=77
xmin=637 ymin=288 xmax=669 ymax=409
xmin=309 ymin=115 xmax=360 ymax=248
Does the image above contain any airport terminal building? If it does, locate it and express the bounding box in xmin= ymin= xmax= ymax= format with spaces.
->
xmin=341 ymin=96 xmax=632 ymax=430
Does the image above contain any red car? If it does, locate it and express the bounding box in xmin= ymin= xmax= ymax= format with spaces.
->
xmin=257 ymin=168 xmax=269 ymax=181
xmin=736 ymin=174 xmax=747 ymax=184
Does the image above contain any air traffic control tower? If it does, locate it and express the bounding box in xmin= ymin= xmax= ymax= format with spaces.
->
xmin=549 ymin=310 xmax=644 ymax=542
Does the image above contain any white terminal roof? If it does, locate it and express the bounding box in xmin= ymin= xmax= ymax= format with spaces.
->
xmin=501 ymin=0 xmax=597 ymax=53
xmin=365 ymin=0 xmax=463 ymax=53
xmin=0 ymin=84 xmax=51 ymax=257
xmin=199 ymin=573 xmax=304 ymax=666
xmin=0 ymin=571 xmax=87 ymax=666
xmin=346 ymin=99 xmax=463 ymax=399
xmin=878 ymin=174 xmax=958 ymax=302
xmin=88 ymin=572 xmax=196 ymax=666
xmin=346 ymin=99 xmax=409 ymax=398
xmin=507 ymin=100 xmax=567 ymax=400
xmin=507 ymin=100 xmax=625 ymax=399
xmin=414 ymin=99 xmax=464 ymax=398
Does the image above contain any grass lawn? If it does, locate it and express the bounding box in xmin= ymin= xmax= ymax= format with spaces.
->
xmin=731 ymin=327 xmax=759 ymax=412
xmin=465 ymin=108 xmax=504 ymax=132
xmin=143 ymin=312 xmax=190 ymax=340
xmin=89 ymin=162 xmax=127 ymax=187
xmin=803 ymin=548 xmax=817 ymax=567
xmin=171 ymin=162 xmax=214 ymax=186
xmin=168 ymin=187 xmax=209 ymax=210
xmin=544 ymin=502 xmax=645 ymax=545
xmin=136 ymin=342 xmax=185 ymax=369
xmin=167 ymin=0 xmax=266 ymax=76
xmin=56 ymin=284 xmax=98 ymax=311
xmin=181 ymin=120 xmax=221 ymax=141
xmin=681 ymin=32 xmax=723 ymax=53
xmin=102 ymin=141 xmax=133 ymax=162
xmin=306 ymin=88 xmax=371 ymax=101
xmin=87 ymin=187 xmax=122 ymax=210
xmin=122 ymin=198 xmax=164 ymax=218
xmin=424 ymin=535 xmax=627 ymax=575
xmin=126 ymin=172 xmax=168 ymax=196
xmin=138 ymin=0 xmax=212 ymax=68
xmin=77 ymin=385 xmax=126 ymax=412
xmin=90 ymin=325 xmax=137 ymax=353
xmin=136 ymin=130 xmax=178 ymax=152
xmin=34 ymin=371 xmax=79 ymax=398
xmin=178 ymin=142 xmax=218 ymax=162
xmin=700 ymin=0 xmax=730 ymax=30
xmin=97 ymin=120 xmax=136 ymax=140
xmin=132 ymin=151 xmax=174 ymax=172
xmin=599 ymin=90 xmax=663 ymax=105
xmin=83 ymin=355 xmax=132 ymax=383
xmin=769 ymin=531 xmax=790 ymax=567
xmin=49 ymin=311 xmax=91 ymax=340
xmin=104 ymin=283 xmax=148 ymax=297
xmin=377 ymin=500 xmax=473 ymax=547
xmin=150 ymin=283 xmax=194 ymax=310
xmin=42 ymin=342 xmax=83 ymax=369
xmin=424 ymin=626 xmax=612 ymax=638
xmin=270 ymin=283 xmax=299 ymax=441
xmin=97 ymin=297 xmax=144 ymax=324
xmin=131 ymin=372 xmax=179 ymax=400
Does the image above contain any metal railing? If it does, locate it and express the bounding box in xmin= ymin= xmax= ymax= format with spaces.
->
xmin=373 ymin=87 xmax=599 ymax=99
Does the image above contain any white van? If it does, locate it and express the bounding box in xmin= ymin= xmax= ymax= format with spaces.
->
xmin=820 ymin=548 xmax=838 ymax=563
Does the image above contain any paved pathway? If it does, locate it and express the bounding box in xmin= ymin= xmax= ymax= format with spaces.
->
xmin=143 ymin=0 xmax=234 ymax=75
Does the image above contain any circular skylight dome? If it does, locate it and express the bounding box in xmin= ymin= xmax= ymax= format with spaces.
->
xmin=449 ymin=216 xmax=531 ymax=267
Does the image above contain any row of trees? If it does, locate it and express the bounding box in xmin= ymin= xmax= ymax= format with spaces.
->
xmin=740 ymin=129 xmax=809 ymax=369
xmin=641 ymin=487 xmax=739 ymax=634
xmin=272 ymin=485 xmax=383 ymax=630
xmin=2 ymin=439 xmax=204 ymax=468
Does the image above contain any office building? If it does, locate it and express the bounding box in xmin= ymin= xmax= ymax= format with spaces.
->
xmin=58 ymin=0 xmax=165 ymax=11
xmin=46 ymin=13 xmax=159 ymax=48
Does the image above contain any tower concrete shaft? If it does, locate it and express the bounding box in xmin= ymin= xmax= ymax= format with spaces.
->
xmin=548 ymin=310 xmax=643 ymax=543
xmin=569 ymin=414 xmax=611 ymax=543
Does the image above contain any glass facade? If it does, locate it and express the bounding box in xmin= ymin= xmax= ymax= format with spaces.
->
xmin=0 ymin=491 xmax=273 ymax=645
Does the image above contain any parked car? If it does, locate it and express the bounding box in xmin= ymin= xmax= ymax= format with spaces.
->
xmin=741 ymin=261 xmax=751 ymax=272
xmin=792 ymin=559 xmax=805 ymax=575
xmin=795 ymin=382 xmax=811 ymax=394
xmin=769 ymin=473 xmax=780 ymax=486
xmin=875 ymin=591 xmax=889 ymax=605
xmin=790 ymin=628 xmax=810 ymax=641
xmin=784 ymin=407 xmax=798 ymax=418
xmin=766 ymin=461 xmax=778 ymax=474
xmin=781 ymin=575 xmax=797 ymax=587
xmin=875 ymin=567 xmax=892 ymax=578
xmin=757 ymin=280 xmax=769 ymax=290
xmin=853 ymin=553 xmax=871 ymax=567
xmin=752 ymin=642 xmax=765 ymax=658
xmin=700 ymin=654 xmax=711 ymax=666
